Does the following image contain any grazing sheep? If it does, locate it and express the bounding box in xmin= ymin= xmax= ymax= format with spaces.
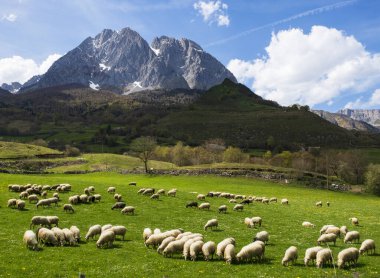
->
xmin=88 ymin=186 xmax=95 ymax=192
xmin=316 ymin=201 xmax=322 ymax=207
xmin=337 ymin=247 xmax=359 ymax=269
xmin=63 ymin=204 xmax=74 ymax=213
xmin=349 ymin=217 xmax=359 ymax=226
xmin=204 ymin=219 xmax=218 ymax=231
xmin=96 ymin=230 xmax=115 ymax=248
xmin=262 ymin=198 xmax=270 ymax=204
xmin=69 ymin=195 xmax=79 ymax=205
xmin=7 ymin=198 xmax=17 ymax=208
xmin=344 ymin=231 xmax=360 ymax=244
xmin=47 ymin=216 xmax=59 ymax=227
xmin=28 ymin=195 xmax=39 ymax=204
xmin=157 ymin=236 xmax=176 ymax=254
xmin=52 ymin=193 xmax=59 ymax=200
xmin=190 ymin=241 xmax=204 ymax=261
xmin=150 ymin=193 xmax=159 ymax=200
xmin=153 ymin=228 xmax=161 ymax=235
xmin=79 ymin=194 xmax=88 ymax=203
xmin=23 ymin=230 xmax=38 ymax=250
xmin=359 ymin=239 xmax=376 ymax=255
xmin=176 ymin=232 xmax=193 ymax=240
xmin=16 ymin=199 xmax=25 ymax=210
xmin=216 ymin=238 xmax=236 ymax=258
xmin=251 ymin=217 xmax=262 ymax=227
xmin=137 ymin=188 xmax=146 ymax=194
xmin=254 ymin=231 xmax=269 ymax=244
xmin=51 ymin=227 xmax=66 ymax=246
xmin=128 ymin=182 xmax=137 ymax=186
xmin=244 ymin=217 xmax=254 ymax=228
xmin=326 ymin=201 xmax=330 ymax=207
xmin=240 ymin=199 xmax=252 ymax=205
xmin=111 ymin=202 xmax=126 ymax=210
xmin=282 ymin=246 xmax=298 ymax=266
xmin=85 ymin=225 xmax=102 ymax=241
xmin=202 ymin=241 xmax=216 ymax=261
xmin=229 ymin=199 xmax=237 ymax=203
xmin=93 ymin=194 xmax=102 ymax=202
xmin=320 ymin=225 xmax=336 ymax=235
xmin=317 ymin=233 xmax=337 ymax=246
xmin=236 ymin=242 xmax=265 ymax=263
xmin=143 ymin=228 xmax=152 ymax=242
xmin=30 ymin=216 xmax=49 ymax=229
xmin=114 ymin=194 xmax=122 ymax=202
xmin=186 ymin=201 xmax=198 ymax=208
xmin=197 ymin=194 xmax=205 ymax=200
xmin=304 ymin=246 xmax=323 ymax=266
xmin=183 ymin=238 xmax=201 ymax=260
xmin=281 ymin=198 xmax=289 ymax=205
xmin=121 ymin=206 xmax=135 ymax=215
xmin=167 ymin=189 xmax=177 ymax=197
xmin=218 ymin=205 xmax=227 ymax=213
xmin=143 ymin=188 xmax=155 ymax=196
xmin=47 ymin=197 xmax=59 ymax=206
xmin=112 ymin=225 xmax=127 ymax=240
xmin=88 ymin=196 xmax=95 ymax=203
xmin=233 ymin=204 xmax=244 ymax=211
xmin=316 ymin=248 xmax=333 ymax=268
xmin=302 ymin=221 xmax=315 ymax=228
xmin=198 ymin=202 xmax=210 ymax=210
xmin=163 ymin=239 xmax=187 ymax=257
xmin=101 ymin=224 xmax=113 ymax=232
xmin=224 ymin=244 xmax=236 ymax=264
xmin=145 ymin=233 xmax=167 ymax=248
xmin=269 ymin=197 xmax=277 ymax=203
xmin=340 ymin=226 xmax=348 ymax=236
xmin=41 ymin=191 xmax=48 ymax=198
xmin=324 ymin=226 xmax=341 ymax=237
xmin=37 ymin=228 xmax=58 ymax=246
xmin=70 ymin=226 xmax=80 ymax=243
xmin=107 ymin=187 xmax=116 ymax=194
xmin=19 ymin=191 xmax=29 ymax=199
xmin=36 ymin=199 xmax=51 ymax=209
xmin=157 ymin=189 xmax=165 ymax=195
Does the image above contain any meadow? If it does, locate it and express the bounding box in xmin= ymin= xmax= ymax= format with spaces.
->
xmin=0 ymin=172 xmax=379 ymax=278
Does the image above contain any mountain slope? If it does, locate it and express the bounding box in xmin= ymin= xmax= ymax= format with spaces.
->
xmin=1 ymin=82 xmax=22 ymax=93
xmin=338 ymin=109 xmax=380 ymax=128
xmin=21 ymin=28 xmax=236 ymax=93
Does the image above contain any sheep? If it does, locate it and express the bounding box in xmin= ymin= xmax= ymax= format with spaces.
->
xmin=167 ymin=189 xmax=177 ymax=197
xmin=157 ymin=189 xmax=165 ymax=195
xmin=269 ymin=197 xmax=277 ymax=203
xmin=317 ymin=233 xmax=337 ymax=246
xmin=204 ymin=219 xmax=218 ymax=231
xmin=157 ymin=236 xmax=176 ymax=254
xmin=262 ymin=198 xmax=270 ymax=204
xmin=186 ymin=201 xmax=198 ymax=208
xmin=282 ymin=246 xmax=298 ymax=266
xmin=36 ymin=199 xmax=51 ymax=209
xmin=183 ymin=238 xmax=201 ymax=260
xmin=202 ymin=241 xmax=216 ymax=261
xmin=320 ymin=225 xmax=336 ymax=235
xmin=163 ymin=239 xmax=187 ymax=257
xmin=197 ymin=194 xmax=205 ymax=200
xmin=23 ymin=230 xmax=38 ymax=250
xmin=47 ymin=216 xmax=59 ymax=227
xmin=137 ymin=188 xmax=146 ymax=194
xmin=114 ymin=194 xmax=122 ymax=202
xmin=337 ymin=247 xmax=359 ymax=269
xmin=70 ymin=226 xmax=81 ymax=243
xmin=198 ymin=202 xmax=210 ymax=210
xmin=216 ymin=238 xmax=236 ymax=258
xmin=19 ymin=191 xmax=29 ymax=199
xmin=244 ymin=217 xmax=254 ymax=228
xmin=340 ymin=226 xmax=348 ymax=236
xmin=41 ymin=191 xmax=48 ymax=198
xmin=150 ymin=193 xmax=159 ymax=200
xmin=304 ymin=246 xmax=323 ymax=266
xmin=240 ymin=199 xmax=252 ymax=205
xmin=316 ymin=248 xmax=333 ymax=268
xmin=359 ymin=239 xmax=376 ymax=255
xmin=7 ymin=198 xmax=17 ymax=208
xmin=93 ymin=194 xmax=101 ymax=202
xmin=111 ymin=202 xmax=126 ymax=210
xmin=349 ymin=217 xmax=359 ymax=226
xmin=16 ymin=199 xmax=25 ymax=210
xmin=302 ymin=221 xmax=316 ymax=228
xmin=251 ymin=217 xmax=262 ymax=227
xmin=121 ymin=206 xmax=135 ymax=215
xmin=42 ymin=185 xmax=51 ymax=191
xmin=69 ymin=195 xmax=79 ymax=205
xmin=229 ymin=199 xmax=237 ymax=203
xmin=37 ymin=228 xmax=58 ymax=246
xmin=51 ymin=227 xmax=66 ymax=246
xmin=143 ymin=228 xmax=152 ymax=241
xmin=88 ymin=186 xmax=95 ymax=192
xmin=324 ymin=226 xmax=341 ymax=237
xmin=79 ymin=194 xmax=88 ymax=203
xmin=143 ymin=188 xmax=155 ymax=196
xmin=107 ymin=187 xmax=116 ymax=194
xmin=190 ymin=241 xmax=204 ymax=261
xmin=153 ymin=228 xmax=161 ymax=235
xmin=233 ymin=204 xmax=244 ymax=211
xmin=128 ymin=182 xmax=137 ymax=186
xmin=145 ymin=233 xmax=167 ymax=248
xmin=316 ymin=201 xmax=322 ymax=207
xmin=63 ymin=204 xmax=75 ymax=213
xmin=96 ymin=230 xmax=115 ymax=248
xmin=88 ymin=196 xmax=95 ymax=203
xmin=47 ymin=197 xmax=59 ymax=206
xmin=224 ymin=244 xmax=236 ymax=264
xmin=326 ymin=201 xmax=330 ymax=207
xmin=30 ymin=216 xmax=49 ymax=229
xmin=344 ymin=231 xmax=360 ymax=244
xmin=102 ymin=224 xmax=113 ymax=232
xmin=28 ymin=194 xmax=39 ymax=204
xmin=83 ymin=187 xmax=90 ymax=196
xmin=176 ymin=232 xmax=193 ymax=240
xmin=236 ymin=242 xmax=265 ymax=263
xmin=85 ymin=225 xmax=102 ymax=241
xmin=253 ymin=231 xmax=269 ymax=244
xmin=52 ymin=193 xmax=59 ymax=200
xmin=218 ymin=205 xmax=227 ymax=213
xmin=281 ymin=198 xmax=289 ymax=205
xmin=111 ymin=225 xmax=127 ymax=240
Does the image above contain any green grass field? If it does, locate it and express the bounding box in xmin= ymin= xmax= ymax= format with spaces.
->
xmin=0 ymin=172 xmax=379 ymax=277
xmin=0 ymin=141 xmax=62 ymax=159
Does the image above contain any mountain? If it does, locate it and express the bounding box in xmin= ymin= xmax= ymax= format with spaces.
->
xmin=0 ymin=87 xmax=10 ymax=95
xmin=21 ymin=28 xmax=236 ymax=93
xmin=312 ymin=110 xmax=379 ymax=133
xmin=338 ymin=109 xmax=380 ymax=128
xmin=1 ymin=82 xmax=22 ymax=93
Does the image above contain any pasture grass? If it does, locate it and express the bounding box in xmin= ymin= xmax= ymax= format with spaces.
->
xmin=0 ymin=172 xmax=379 ymax=277
xmin=0 ymin=141 xmax=62 ymax=159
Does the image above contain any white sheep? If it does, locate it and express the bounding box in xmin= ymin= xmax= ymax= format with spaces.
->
xmin=269 ymin=197 xmax=277 ymax=203
xmin=349 ymin=217 xmax=359 ymax=226
xmin=107 ymin=187 xmax=116 ymax=194
xmin=157 ymin=189 xmax=165 ymax=195
xmin=281 ymin=198 xmax=289 ymax=205
xmin=63 ymin=204 xmax=74 ymax=213
xmin=111 ymin=225 xmax=127 ymax=240
xmin=204 ymin=219 xmax=218 ymax=231
xmin=37 ymin=227 xmax=58 ymax=246
xmin=114 ymin=193 xmax=122 ymax=201
xmin=163 ymin=239 xmax=187 ymax=257
xmin=233 ymin=204 xmax=244 ymax=211
xmin=262 ymin=198 xmax=269 ymax=204
xmin=202 ymin=241 xmax=216 ymax=261
xmin=183 ymin=237 xmax=203 ymax=260
xmin=94 ymin=194 xmax=102 ymax=202
xmin=19 ymin=191 xmax=29 ymax=199
xmin=340 ymin=226 xmax=348 ymax=236
xmin=85 ymin=224 xmax=102 ymax=241
xmin=154 ymin=228 xmax=161 ymax=234
xmin=316 ymin=201 xmax=322 ymax=207
xmin=102 ymin=224 xmax=113 ymax=232
xmin=150 ymin=193 xmax=159 ymax=200
xmin=198 ymin=202 xmax=210 ymax=210
xmin=176 ymin=232 xmax=193 ymax=240
xmin=344 ymin=231 xmax=360 ymax=244
xmin=320 ymin=225 xmax=336 ymax=235
xmin=304 ymin=246 xmax=323 ymax=266
xmin=96 ymin=230 xmax=115 ymax=248
xmin=157 ymin=236 xmax=176 ymax=254
xmin=145 ymin=233 xmax=167 ymax=248
xmin=197 ymin=194 xmax=205 ymax=200
xmin=16 ymin=199 xmax=25 ymax=210
xmin=46 ymin=216 xmax=59 ymax=227
xmin=167 ymin=188 xmax=177 ymax=197
xmin=79 ymin=194 xmax=88 ymax=203
xmin=23 ymin=230 xmax=38 ymax=250
xmin=143 ymin=228 xmax=153 ymax=241
xmin=317 ymin=233 xmax=337 ymax=246
xmin=142 ymin=188 xmax=155 ymax=195
xmin=324 ymin=226 xmax=341 ymax=237
xmin=27 ymin=194 xmax=39 ymax=203
xmin=88 ymin=186 xmax=95 ymax=192
xmin=216 ymin=238 xmax=236 ymax=258
xmin=218 ymin=205 xmax=227 ymax=213
xmin=62 ymin=228 xmax=77 ymax=246
xmin=224 ymin=244 xmax=236 ymax=264
xmin=316 ymin=248 xmax=333 ymax=268
xmin=229 ymin=199 xmax=237 ymax=203
xmin=190 ymin=240 xmax=204 ymax=261
xmin=70 ymin=226 xmax=80 ymax=243
xmin=69 ymin=195 xmax=79 ymax=205
xmin=302 ymin=221 xmax=315 ymax=228
xmin=282 ymin=246 xmax=298 ymax=266
xmin=254 ymin=231 xmax=269 ymax=244
xmin=236 ymin=242 xmax=265 ymax=263
xmin=121 ymin=206 xmax=135 ymax=215
xmin=244 ymin=217 xmax=254 ymax=228
xmin=30 ymin=216 xmax=49 ymax=229
xmin=251 ymin=216 xmax=262 ymax=227
xmin=359 ymin=239 xmax=376 ymax=255
xmin=337 ymin=247 xmax=359 ymax=268
xmin=36 ymin=199 xmax=51 ymax=209
xmin=51 ymin=227 xmax=66 ymax=246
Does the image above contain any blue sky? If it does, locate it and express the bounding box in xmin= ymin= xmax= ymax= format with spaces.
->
xmin=0 ymin=0 xmax=380 ymax=111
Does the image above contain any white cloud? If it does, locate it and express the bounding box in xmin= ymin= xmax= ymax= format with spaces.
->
xmin=345 ymin=89 xmax=380 ymax=109
xmin=2 ymin=13 xmax=17 ymax=22
xmin=193 ymin=0 xmax=230 ymax=27
xmin=227 ymin=26 xmax=380 ymax=107
xmin=0 ymin=54 xmax=62 ymax=84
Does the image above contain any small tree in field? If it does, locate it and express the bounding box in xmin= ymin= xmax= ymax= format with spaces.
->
xmin=130 ymin=137 xmax=157 ymax=173
xmin=365 ymin=164 xmax=380 ymax=196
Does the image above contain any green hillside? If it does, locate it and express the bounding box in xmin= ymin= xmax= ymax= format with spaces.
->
xmin=0 ymin=141 xmax=62 ymax=159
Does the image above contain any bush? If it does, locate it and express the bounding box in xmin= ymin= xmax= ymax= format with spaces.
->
xmin=65 ymin=145 xmax=81 ymax=157
xmin=365 ymin=164 xmax=380 ymax=196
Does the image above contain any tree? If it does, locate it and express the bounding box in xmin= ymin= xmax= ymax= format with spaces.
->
xmin=365 ymin=164 xmax=380 ymax=196
xmin=130 ymin=137 xmax=157 ymax=173
xmin=223 ymin=146 xmax=248 ymax=163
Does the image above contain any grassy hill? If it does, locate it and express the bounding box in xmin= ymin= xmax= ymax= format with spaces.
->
xmin=0 ymin=141 xmax=62 ymax=159
xmin=0 ymin=172 xmax=379 ymax=277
